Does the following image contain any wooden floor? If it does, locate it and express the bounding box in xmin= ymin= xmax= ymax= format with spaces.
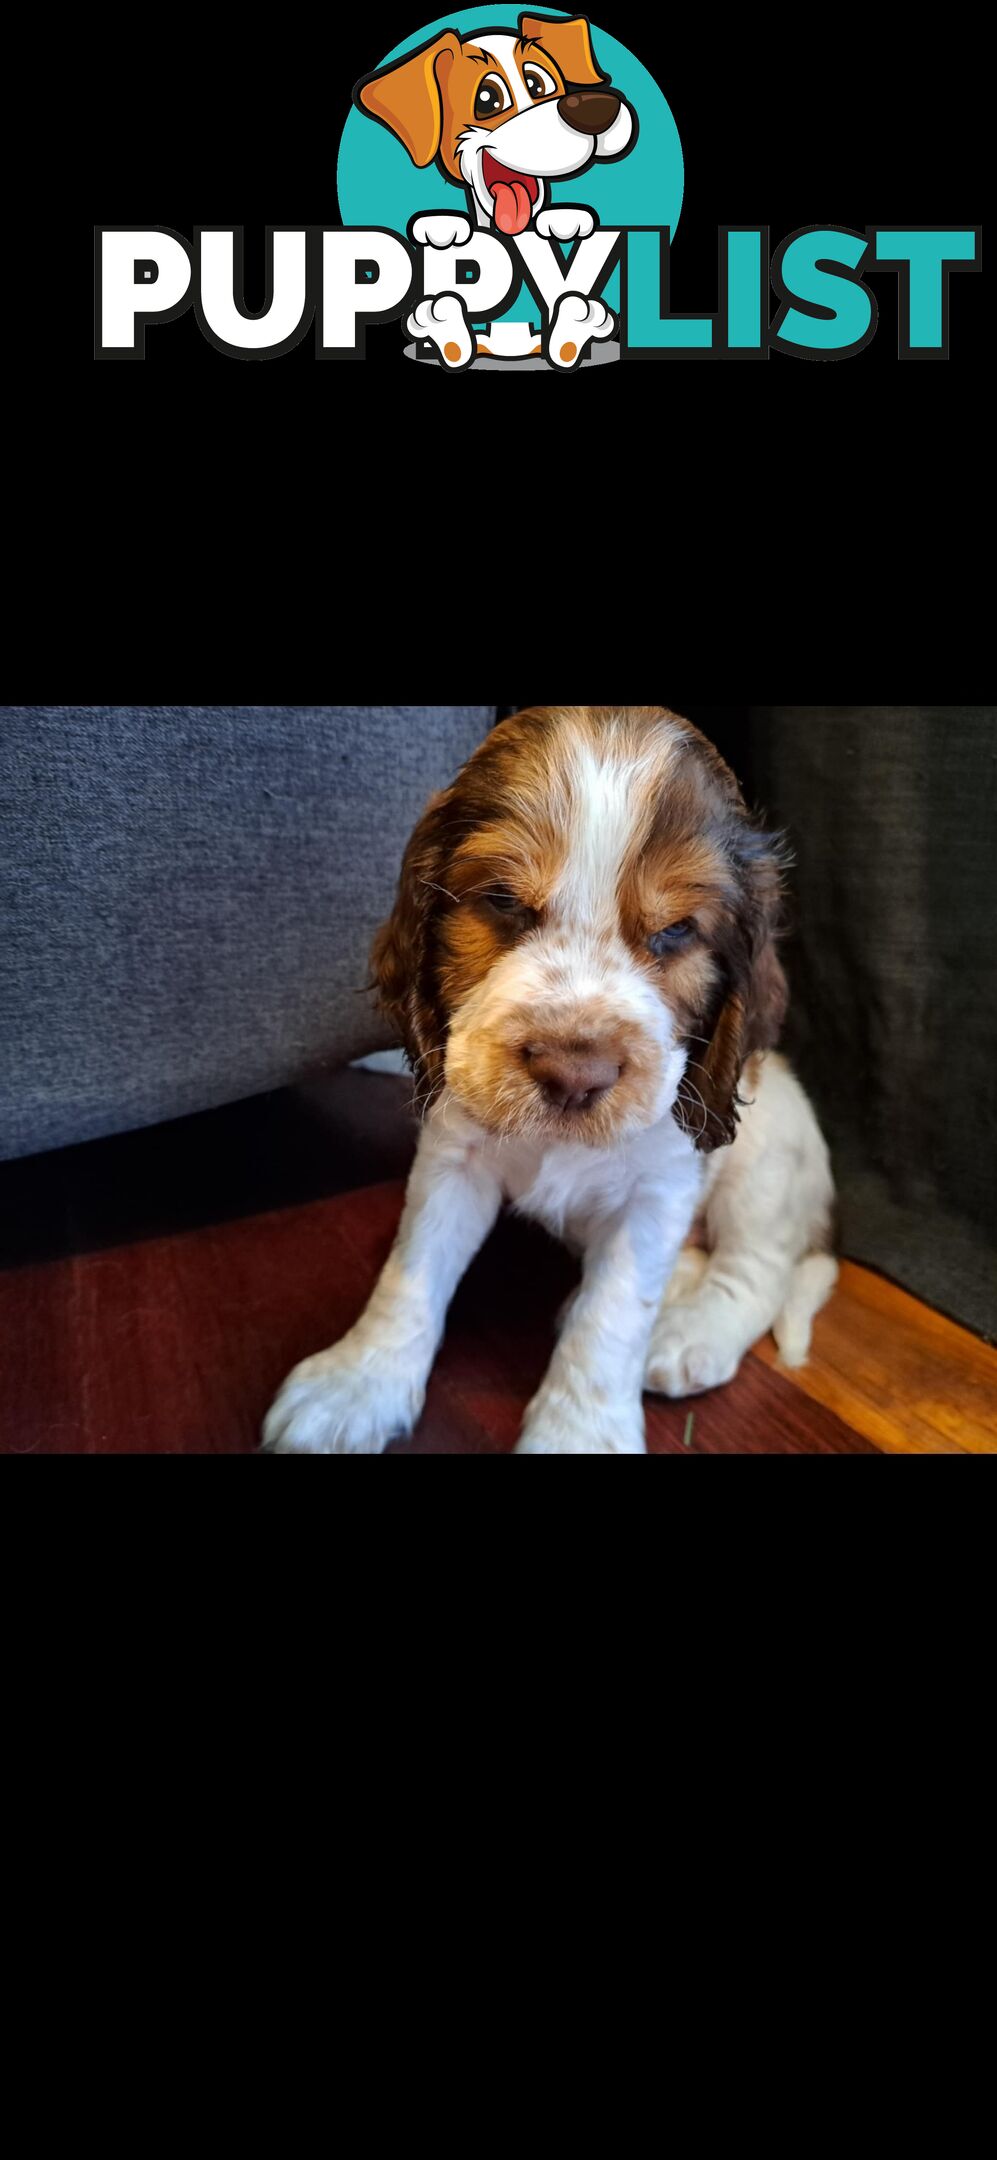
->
xmin=756 ymin=1261 xmax=997 ymax=1455
xmin=1 ymin=1073 xmax=994 ymax=1454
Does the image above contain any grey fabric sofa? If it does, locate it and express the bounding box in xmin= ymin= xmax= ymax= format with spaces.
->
xmin=0 ymin=706 xmax=499 ymax=1160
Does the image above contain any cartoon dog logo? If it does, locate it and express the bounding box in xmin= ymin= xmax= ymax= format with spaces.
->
xmin=355 ymin=13 xmax=637 ymax=365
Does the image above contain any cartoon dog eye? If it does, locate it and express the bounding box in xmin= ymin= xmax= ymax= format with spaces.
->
xmin=523 ymin=66 xmax=557 ymax=99
xmin=474 ymin=74 xmax=513 ymax=120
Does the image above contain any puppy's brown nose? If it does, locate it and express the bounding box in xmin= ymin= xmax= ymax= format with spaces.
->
xmin=558 ymin=89 xmax=621 ymax=136
xmin=525 ymin=1043 xmax=621 ymax=1112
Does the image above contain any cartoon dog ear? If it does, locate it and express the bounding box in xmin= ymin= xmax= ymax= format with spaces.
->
xmin=355 ymin=32 xmax=462 ymax=167
xmin=519 ymin=13 xmax=607 ymax=86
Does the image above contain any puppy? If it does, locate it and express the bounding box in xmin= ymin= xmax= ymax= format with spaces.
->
xmin=264 ymin=708 xmax=837 ymax=1455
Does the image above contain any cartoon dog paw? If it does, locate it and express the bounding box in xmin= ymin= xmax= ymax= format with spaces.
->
xmin=410 ymin=213 xmax=472 ymax=249
xmin=534 ymin=206 xmax=596 ymax=243
xmin=546 ymin=293 xmax=616 ymax=370
xmin=406 ymin=292 xmax=474 ymax=369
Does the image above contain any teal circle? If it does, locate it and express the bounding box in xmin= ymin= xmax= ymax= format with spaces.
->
xmin=337 ymin=8 xmax=683 ymax=321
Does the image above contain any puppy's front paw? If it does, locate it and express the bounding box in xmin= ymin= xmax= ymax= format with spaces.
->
xmin=516 ymin=1389 xmax=646 ymax=1455
xmin=406 ymin=292 xmax=473 ymax=368
xmin=546 ymin=293 xmax=615 ymax=370
xmin=644 ymin=1310 xmax=741 ymax=1399
xmin=262 ymin=1344 xmax=425 ymax=1454
xmin=534 ymin=206 xmax=596 ymax=242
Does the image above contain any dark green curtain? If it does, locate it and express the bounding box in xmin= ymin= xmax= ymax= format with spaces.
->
xmin=710 ymin=707 xmax=997 ymax=1343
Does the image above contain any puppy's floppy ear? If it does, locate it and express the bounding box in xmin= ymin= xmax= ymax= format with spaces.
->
xmin=355 ymin=32 xmax=462 ymax=167
xmin=682 ymin=828 xmax=790 ymax=1154
xmin=370 ymin=791 xmax=450 ymax=1092
xmin=519 ymin=13 xmax=606 ymax=85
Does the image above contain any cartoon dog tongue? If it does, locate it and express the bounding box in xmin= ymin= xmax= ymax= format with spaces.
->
xmin=491 ymin=179 xmax=533 ymax=235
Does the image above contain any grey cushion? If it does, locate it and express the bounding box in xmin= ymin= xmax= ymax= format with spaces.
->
xmin=0 ymin=706 xmax=497 ymax=1159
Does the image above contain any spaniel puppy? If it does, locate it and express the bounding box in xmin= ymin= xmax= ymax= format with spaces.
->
xmin=264 ymin=707 xmax=836 ymax=1454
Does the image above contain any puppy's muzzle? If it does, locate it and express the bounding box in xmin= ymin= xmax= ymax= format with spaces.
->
xmin=558 ymin=89 xmax=622 ymax=136
xmin=524 ymin=1041 xmax=622 ymax=1113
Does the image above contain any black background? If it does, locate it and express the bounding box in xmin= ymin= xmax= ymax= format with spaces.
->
xmin=78 ymin=7 xmax=989 ymax=706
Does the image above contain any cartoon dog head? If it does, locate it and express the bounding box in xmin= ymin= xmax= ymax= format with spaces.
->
xmin=355 ymin=13 xmax=636 ymax=234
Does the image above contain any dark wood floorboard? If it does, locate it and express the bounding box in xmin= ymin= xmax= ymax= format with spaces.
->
xmin=0 ymin=1172 xmax=872 ymax=1454
xmin=4 ymin=1067 xmax=977 ymax=1454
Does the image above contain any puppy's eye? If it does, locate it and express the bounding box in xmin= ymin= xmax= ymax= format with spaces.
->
xmin=485 ymin=888 xmax=529 ymax=916
xmin=647 ymin=920 xmax=696 ymax=958
xmin=475 ymin=75 xmax=512 ymax=120
xmin=524 ymin=66 xmax=555 ymax=99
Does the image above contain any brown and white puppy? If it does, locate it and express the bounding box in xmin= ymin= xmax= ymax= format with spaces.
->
xmin=355 ymin=13 xmax=636 ymax=235
xmin=264 ymin=709 xmax=836 ymax=1455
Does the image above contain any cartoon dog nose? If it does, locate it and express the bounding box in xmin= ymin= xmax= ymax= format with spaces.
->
xmin=525 ymin=1043 xmax=622 ymax=1112
xmin=558 ymin=89 xmax=621 ymax=136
